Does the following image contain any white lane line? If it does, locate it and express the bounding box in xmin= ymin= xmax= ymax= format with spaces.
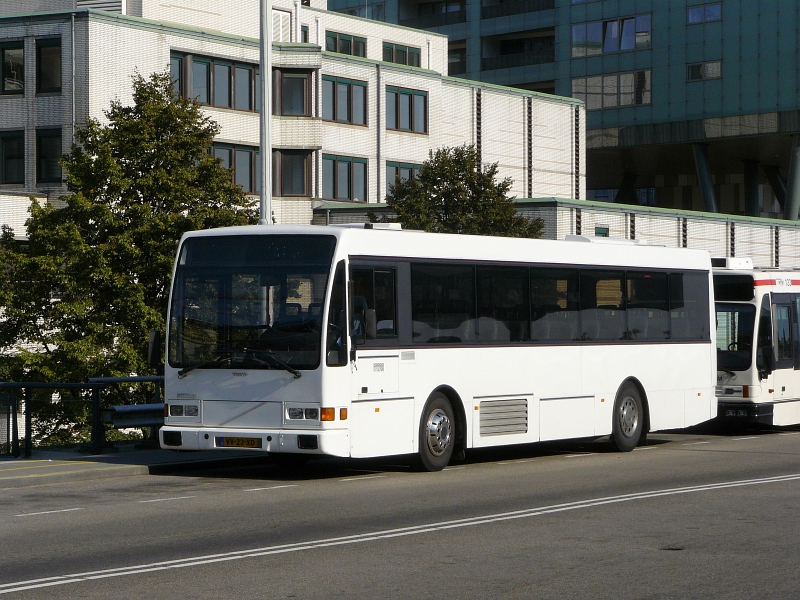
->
xmin=15 ymin=508 xmax=83 ymax=517
xmin=443 ymin=466 xmax=464 ymax=471
xmin=138 ymin=496 xmax=196 ymax=504
xmin=244 ymin=485 xmax=299 ymax=492
xmin=496 ymin=460 xmax=532 ymax=465
xmin=779 ymin=432 xmax=800 ymax=436
xmin=733 ymin=437 xmax=759 ymax=441
xmin=4 ymin=472 xmax=800 ymax=595
xmin=339 ymin=475 xmax=386 ymax=482
xmin=636 ymin=446 xmax=657 ymax=450
xmin=565 ymin=454 xmax=594 ymax=458
xmin=683 ymin=441 xmax=711 ymax=446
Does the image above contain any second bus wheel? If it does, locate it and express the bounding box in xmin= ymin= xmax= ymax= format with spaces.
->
xmin=610 ymin=383 xmax=644 ymax=452
xmin=417 ymin=393 xmax=455 ymax=472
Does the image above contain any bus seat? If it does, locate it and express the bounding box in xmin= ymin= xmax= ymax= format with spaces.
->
xmin=626 ymin=307 xmax=650 ymax=340
xmin=476 ymin=316 xmax=510 ymax=342
xmin=544 ymin=311 xmax=579 ymax=341
xmin=307 ymin=302 xmax=323 ymax=317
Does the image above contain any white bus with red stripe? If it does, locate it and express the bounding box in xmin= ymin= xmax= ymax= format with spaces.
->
xmin=714 ymin=257 xmax=800 ymax=426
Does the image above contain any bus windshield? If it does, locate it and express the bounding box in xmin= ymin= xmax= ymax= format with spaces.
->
xmin=716 ymin=302 xmax=756 ymax=371
xmin=168 ymin=234 xmax=336 ymax=371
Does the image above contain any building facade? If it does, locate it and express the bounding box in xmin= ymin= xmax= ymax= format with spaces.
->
xmin=0 ymin=0 xmax=584 ymax=232
xmin=328 ymin=0 xmax=800 ymax=220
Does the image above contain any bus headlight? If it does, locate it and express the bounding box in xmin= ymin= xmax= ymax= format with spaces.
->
xmin=287 ymin=407 xmax=304 ymax=420
xmin=304 ymin=408 xmax=319 ymax=420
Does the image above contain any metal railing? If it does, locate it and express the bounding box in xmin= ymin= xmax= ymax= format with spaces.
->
xmin=481 ymin=46 xmax=555 ymax=72
xmin=399 ymin=10 xmax=466 ymax=28
xmin=480 ymin=0 xmax=554 ymax=20
xmin=0 ymin=376 xmax=164 ymax=458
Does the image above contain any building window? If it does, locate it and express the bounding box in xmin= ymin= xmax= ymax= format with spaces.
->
xmin=383 ymin=43 xmax=421 ymax=67
xmin=301 ymin=26 xmax=309 ymax=43
xmin=1 ymin=131 xmax=24 ymax=184
xmin=322 ymin=76 xmax=366 ymax=125
xmin=419 ymin=1 xmax=464 ymax=15
xmin=37 ymin=129 xmax=62 ymax=183
xmin=687 ymin=61 xmax=721 ymax=82
xmin=386 ymin=162 xmax=422 ymax=196
xmin=687 ymin=3 xmax=721 ymax=24
xmin=1 ymin=42 xmax=24 ymax=95
xmin=173 ymin=52 xmax=257 ymax=112
xmin=322 ymin=155 xmax=367 ymax=201
xmin=571 ymin=15 xmax=650 ymax=57
xmin=335 ymin=3 xmax=385 ymax=21
xmin=36 ymin=39 xmax=61 ymax=93
xmin=213 ymin=143 xmax=260 ymax=194
xmin=386 ymin=87 xmax=427 ymax=133
xmin=572 ymin=70 xmax=651 ymax=110
xmin=273 ymin=70 xmax=311 ymax=116
xmin=273 ymin=150 xmax=310 ymax=196
xmin=325 ymin=32 xmax=366 ymax=57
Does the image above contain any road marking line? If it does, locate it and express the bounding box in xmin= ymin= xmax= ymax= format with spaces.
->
xmin=497 ymin=460 xmax=532 ymax=465
xmin=244 ymin=485 xmax=298 ymax=492
xmin=683 ymin=441 xmax=711 ymax=446
xmin=15 ymin=508 xmax=83 ymax=517
xmin=779 ymin=432 xmax=800 ymax=436
xmin=565 ymin=454 xmax=593 ymax=458
xmin=339 ymin=475 xmax=386 ymax=482
xmin=138 ymin=496 xmax=196 ymax=503
xmin=733 ymin=436 xmax=759 ymax=441
xmin=3 ymin=473 xmax=800 ymax=594
xmin=636 ymin=446 xmax=657 ymax=450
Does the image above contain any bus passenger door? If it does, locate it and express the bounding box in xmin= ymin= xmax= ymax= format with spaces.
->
xmin=770 ymin=294 xmax=800 ymax=404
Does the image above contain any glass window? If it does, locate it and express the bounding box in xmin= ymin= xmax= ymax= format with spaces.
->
xmin=409 ymin=48 xmax=421 ymax=67
xmin=214 ymin=146 xmax=232 ymax=170
xmin=399 ymin=92 xmax=411 ymax=130
xmin=353 ymin=161 xmax=366 ymax=202
xmin=235 ymin=148 xmax=252 ymax=191
xmin=354 ymin=38 xmax=366 ymax=57
xmin=352 ymin=84 xmax=365 ymax=125
xmin=571 ymin=24 xmax=587 ymax=58
xmin=214 ymin=63 xmax=231 ymax=108
xmin=383 ymin=43 xmax=394 ymax=62
xmin=2 ymin=43 xmax=24 ymax=94
xmin=322 ymin=157 xmax=334 ymax=199
xmin=327 ymin=32 xmax=365 ymax=56
xmin=326 ymin=32 xmax=338 ymax=52
xmin=383 ymin=43 xmax=420 ymax=66
xmin=603 ymin=75 xmax=618 ymax=108
xmin=530 ymin=268 xmax=580 ymax=342
xmin=352 ymin=268 xmax=397 ymax=338
xmin=755 ymin=299 xmax=772 ymax=370
xmin=387 ymin=87 xmax=427 ymax=133
xmin=279 ymin=151 xmax=309 ymax=195
xmin=170 ymin=55 xmax=182 ymax=97
xmin=635 ymin=15 xmax=651 ymax=49
xmin=626 ymin=272 xmax=669 ymax=340
xmin=580 ymin=270 xmax=626 ymax=341
xmin=36 ymin=40 xmax=61 ymax=93
xmin=603 ymin=21 xmax=619 ymax=53
xmin=775 ymin=304 xmax=792 ymax=361
xmin=716 ymin=303 xmax=756 ymax=371
xmin=301 ymin=26 xmax=309 ymax=43
xmin=411 ymin=263 xmax=476 ymax=343
xmin=337 ymin=159 xmax=350 ymax=199
xmin=340 ymin=36 xmax=352 ymax=55
xmin=476 ymin=266 xmax=530 ymax=342
xmin=670 ymin=272 xmax=710 ymax=340
xmin=192 ymin=59 xmax=210 ymax=104
xmin=586 ymin=22 xmax=603 ymax=56
xmin=687 ymin=6 xmax=704 ymax=24
xmin=234 ymin=66 xmax=252 ymax=110
xmin=281 ymin=73 xmax=308 ymax=115
xmin=705 ymin=3 xmax=721 ymax=21
xmin=322 ymin=78 xmax=335 ymax=121
xmin=396 ymin=46 xmax=407 ymax=65
xmin=36 ymin=129 xmax=62 ymax=183
xmin=386 ymin=89 xmax=397 ymax=129
xmin=337 ymin=81 xmax=349 ymax=122
xmin=327 ymin=261 xmax=348 ymax=366
xmin=323 ymin=77 xmax=366 ymax=125
xmin=620 ymin=18 xmax=636 ymax=51
xmin=413 ymin=94 xmax=426 ymax=133
xmin=586 ymin=76 xmax=602 ymax=110
xmin=0 ymin=132 xmax=24 ymax=184
xmin=321 ymin=155 xmax=367 ymax=202
xmin=385 ymin=162 xmax=422 ymax=197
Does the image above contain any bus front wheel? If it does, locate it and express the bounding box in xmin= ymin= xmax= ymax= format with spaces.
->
xmin=610 ymin=384 xmax=644 ymax=452
xmin=417 ymin=393 xmax=455 ymax=472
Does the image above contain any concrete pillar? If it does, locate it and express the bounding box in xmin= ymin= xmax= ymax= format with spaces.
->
xmin=763 ymin=164 xmax=787 ymax=211
xmin=743 ymin=160 xmax=760 ymax=217
xmin=693 ymin=143 xmax=719 ymax=213
xmin=783 ymin=134 xmax=800 ymax=220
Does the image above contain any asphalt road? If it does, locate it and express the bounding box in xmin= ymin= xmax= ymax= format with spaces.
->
xmin=2 ymin=423 xmax=799 ymax=599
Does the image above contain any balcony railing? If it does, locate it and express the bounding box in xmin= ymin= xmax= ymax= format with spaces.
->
xmin=399 ymin=10 xmax=467 ymax=28
xmin=481 ymin=0 xmax=554 ymax=20
xmin=481 ymin=46 xmax=554 ymax=71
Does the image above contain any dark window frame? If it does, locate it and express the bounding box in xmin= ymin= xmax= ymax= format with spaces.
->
xmin=325 ymin=31 xmax=367 ymax=57
xmin=687 ymin=3 xmax=722 ymax=24
xmin=0 ymin=130 xmax=25 ymax=184
xmin=385 ymin=161 xmax=422 ymax=197
xmin=212 ymin=142 xmax=260 ymax=194
xmin=1 ymin=41 xmax=24 ymax=95
xmin=383 ymin=42 xmax=422 ymax=67
xmin=322 ymin=75 xmax=367 ymax=125
xmin=687 ymin=60 xmax=722 ymax=82
xmin=351 ymin=265 xmax=399 ymax=344
xmin=273 ymin=149 xmax=311 ymax=197
xmin=571 ymin=14 xmax=651 ymax=58
xmin=36 ymin=128 xmax=62 ymax=184
xmin=172 ymin=52 xmax=258 ymax=112
xmin=322 ymin=154 xmax=368 ymax=202
xmin=386 ymin=86 xmax=427 ymax=134
xmin=273 ymin=69 xmax=312 ymax=117
xmin=36 ymin=38 xmax=61 ymax=94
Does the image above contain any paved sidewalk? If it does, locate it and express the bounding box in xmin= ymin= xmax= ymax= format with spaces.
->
xmin=0 ymin=445 xmax=265 ymax=489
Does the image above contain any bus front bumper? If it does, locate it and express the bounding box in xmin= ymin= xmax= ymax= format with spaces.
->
xmin=717 ymin=401 xmax=774 ymax=425
xmin=159 ymin=426 xmax=350 ymax=457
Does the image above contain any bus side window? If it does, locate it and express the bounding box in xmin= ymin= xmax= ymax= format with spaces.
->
xmin=669 ymin=272 xmax=710 ymax=340
xmin=326 ymin=260 xmax=347 ymax=366
xmin=774 ymin=303 xmax=793 ymax=363
xmin=756 ymin=298 xmax=772 ymax=370
xmin=351 ymin=267 xmax=397 ymax=340
xmin=530 ymin=268 xmax=580 ymax=342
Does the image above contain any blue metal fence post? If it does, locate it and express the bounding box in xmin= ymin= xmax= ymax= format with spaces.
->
xmin=24 ymin=388 xmax=32 ymax=458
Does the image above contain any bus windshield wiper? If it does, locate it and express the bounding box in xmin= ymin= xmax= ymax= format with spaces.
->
xmin=177 ymin=352 xmax=233 ymax=378
xmin=244 ymin=349 xmax=301 ymax=379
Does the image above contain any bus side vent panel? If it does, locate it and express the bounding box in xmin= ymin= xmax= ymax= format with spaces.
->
xmin=479 ymin=399 xmax=528 ymax=436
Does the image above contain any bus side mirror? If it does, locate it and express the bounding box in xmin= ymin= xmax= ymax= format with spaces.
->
xmin=148 ymin=330 xmax=164 ymax=375
xmin=762 ymin=346 xmax=774 ymax=375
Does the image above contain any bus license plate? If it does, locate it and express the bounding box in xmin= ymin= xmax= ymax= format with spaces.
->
xmin=217 ymin=437 xmax=262 ymax=448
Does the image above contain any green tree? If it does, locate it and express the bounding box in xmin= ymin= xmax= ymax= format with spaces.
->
xmin=0 ymin=71 xmax=257 ymax=444
xmin=382 ymin=144 xmax=543 ymax=238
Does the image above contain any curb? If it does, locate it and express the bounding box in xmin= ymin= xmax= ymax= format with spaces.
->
xmin=0 ymin=463 xmax=151 ymax=489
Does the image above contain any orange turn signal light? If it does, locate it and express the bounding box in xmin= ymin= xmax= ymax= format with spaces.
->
xmin=320 ymin=407 xmax=335 ymax=421
xmin=340 ymin=408 xmax=348 ymax=420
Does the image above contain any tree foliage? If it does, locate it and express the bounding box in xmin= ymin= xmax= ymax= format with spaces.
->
xmin=382 ymin=144 xmax=543 ymax=238
xmin=0 ymin=71 xmax=256 ymax=443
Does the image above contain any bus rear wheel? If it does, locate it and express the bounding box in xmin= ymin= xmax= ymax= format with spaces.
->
xmin=417 ymin=393 xmax=455 ymax=472
xmin=610 ymin=384 xmax=644 ymax=452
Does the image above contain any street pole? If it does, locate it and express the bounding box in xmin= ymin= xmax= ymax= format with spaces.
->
xmin=259 ymin=0 xmax=273 ymax=225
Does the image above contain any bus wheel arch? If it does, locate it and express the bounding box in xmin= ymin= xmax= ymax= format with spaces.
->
xmin=433 ymin=385 xmax=467 ymax=459
xmin=415 ymin=387 xmax=465 ymax=471
xmin=610 ymin=378 xmax=650 ymax=451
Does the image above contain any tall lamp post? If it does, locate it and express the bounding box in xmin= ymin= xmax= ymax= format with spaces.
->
xmin=259 ymin=0 xmax=273 ymax=225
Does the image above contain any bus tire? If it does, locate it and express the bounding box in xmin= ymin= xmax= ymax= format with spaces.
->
xmin=417 ymin=393 xmax=455 ymax=472
xmin=610 ymin=383 xmax=643 ymax=452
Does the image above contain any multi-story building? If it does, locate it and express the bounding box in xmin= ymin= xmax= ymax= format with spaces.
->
xmin=329 ymin=0 xmax=800 ymax=219
xmin=0 ymin=0 xmax=584 ymax=231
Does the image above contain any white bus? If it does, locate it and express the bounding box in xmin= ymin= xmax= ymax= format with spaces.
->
xmin=714 ymin=257 xmax=800 ymax=426
xmin=160 ymin=224 xmax=716 ymax=471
